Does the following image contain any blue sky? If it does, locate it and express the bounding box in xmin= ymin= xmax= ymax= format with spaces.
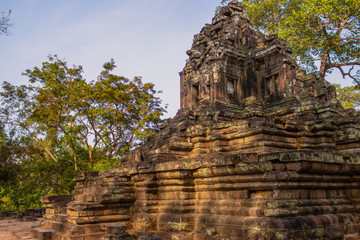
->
xmin=0 ymin=0 xmax=354 ymax=118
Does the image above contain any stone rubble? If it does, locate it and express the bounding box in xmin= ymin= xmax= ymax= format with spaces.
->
xmin=32 ymin=1 xmax=360 ymax=239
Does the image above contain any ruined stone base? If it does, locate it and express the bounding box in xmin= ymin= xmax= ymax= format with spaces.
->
xmin=32 ymin=150 xmax=360 ymax=240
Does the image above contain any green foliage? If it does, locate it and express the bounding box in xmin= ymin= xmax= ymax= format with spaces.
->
xmin=333 ymin=84 xmax=360 ymax=109
xmin=1 ymin=55 xmax=165 ymax=170
xmin=0 ymin=125 xmax=77 ymax=211
xmin=0 ymin=124 xmax=18 ymax=186
xmin=0 ymin=55 xmax=166 ymax=211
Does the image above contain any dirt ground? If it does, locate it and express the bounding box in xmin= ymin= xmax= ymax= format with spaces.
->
xmin=0 ymin=218 xmax=42 ymax=240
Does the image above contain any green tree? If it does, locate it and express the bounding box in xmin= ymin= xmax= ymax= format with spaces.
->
xmin=218 ymin=0 xmax=360 ymax=86
xmin=0 ymin=123 xmax=19 ymax=187
xmin=1 ymin=55 xmax=166 ymax=171
xmin=0 ymin=136 xmax=77 ymax=211
xmin=0 ymin=119 xmax=78 ymax=211
xmin=334 ymin=84 xmax=360 ymax=109
xmin=0 ymin=55 xmax=166 ymax=211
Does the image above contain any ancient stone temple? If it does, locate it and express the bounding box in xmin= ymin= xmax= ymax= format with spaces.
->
xmin=32 ymin=1 xmax=360 ymax=239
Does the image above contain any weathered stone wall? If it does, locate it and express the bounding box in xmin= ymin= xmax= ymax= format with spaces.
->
xmin=32 ymin=101 xmax=360 ymax=239
xmin=34 ymin=150 xmax=360 ymax=239
xmin=0 ymin=208 xmax=45 ymax=220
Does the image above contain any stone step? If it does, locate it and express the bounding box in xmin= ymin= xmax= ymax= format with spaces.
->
xmin=46 ymin=221 xmax=64 ymax=232
xmin=61 ymin=207 xmax=67 ymax=214
xmin=67 ymin=208 xmax=130 ymax=219
xmin=54 ymin=214 xmax=68 ymax=222
xmin=43 ymin=203 xmax=68 ymax=215
xmin=31 ymin=228 xmax=40 ymax=238
xmin=72 ymin=194 xmax=135 ymax=204
xmin=74 ymin=191 xmax=134 ymax=203
xmin=193 ymin=204 xmax=357 ymax=217
xmin=100 ymin=233 xmax=137 ymax=240
xmin=31 ymin=227 xmax=56 ymax=240
xmin=101 ymin=222 xmax=130 ymax=231
xmin=66 ymin=201 xmax=133 ymax=213
xmin=58 ymin=232 xmax=105 ymax=240
xmin=82 ymin=185 xmax=133 ymax=193
xmin=62 ymin=223 xmax=105 ymax=235
xmin=344 ymin=233 xmax=360 ymax=240
xmin=66 ymin=201 xmax=104 ymax=211
xmin=68 ymin=214 xmax=131 ymax=225
xmin=106 ymin=224 xmax=127 ymax=235
xmin=137 ymin=236 xmax=161 ymax=240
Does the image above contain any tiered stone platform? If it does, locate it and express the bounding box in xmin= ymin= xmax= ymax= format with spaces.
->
xmin=32 ymin=1 xmax=360 ymax=239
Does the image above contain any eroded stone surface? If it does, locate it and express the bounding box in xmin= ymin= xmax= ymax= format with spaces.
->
xmin=33 ymin=1 xmax=360 ymax=239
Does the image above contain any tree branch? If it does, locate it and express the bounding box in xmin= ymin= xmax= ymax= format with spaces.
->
xmin=334 ymin=64 xmax=360 ymax=87
xmin=0 ymin=10 xmax=13 ymax=36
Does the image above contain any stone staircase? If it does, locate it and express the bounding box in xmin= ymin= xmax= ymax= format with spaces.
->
xmin=30 ymin=171 xmax=144 ymax=240
xmin=31 ymin=196 xmax=69 ymax=240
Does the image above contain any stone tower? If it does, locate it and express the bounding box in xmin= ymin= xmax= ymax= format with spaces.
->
xmin=180 ymin=1 xmax=326 ymax=109
xmin=32 ymin=1 xmax=360 ymax=240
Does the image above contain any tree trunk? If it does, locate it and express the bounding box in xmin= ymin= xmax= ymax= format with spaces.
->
xmin=319 ymin=52 xmax=329 ymax=78
xmin=73 ymin=154 xmax=78 ymax=171
xmin=89 ymin=149 xmax=94 ymax=170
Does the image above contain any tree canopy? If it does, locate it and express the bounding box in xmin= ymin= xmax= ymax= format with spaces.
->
xmin=0 ymin=55 xmax=166 ymax=211
xmin=1 ymin=55 xmax=165 ymax=170
xmin=334 ymin=84 xmax=360 ymax=109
